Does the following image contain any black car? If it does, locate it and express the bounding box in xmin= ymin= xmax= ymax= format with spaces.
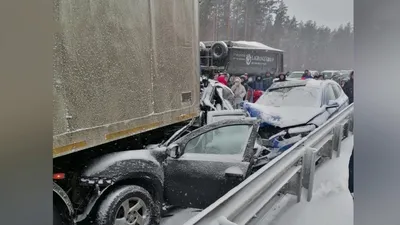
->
xmin=79 ymin=116 xmax=270 ymax=225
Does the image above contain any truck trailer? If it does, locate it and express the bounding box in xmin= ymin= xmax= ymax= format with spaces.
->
xmin=53 ymin=0 xmax=200 ymax=224
xmin=200 ymin=40 xmax=284 ymax=77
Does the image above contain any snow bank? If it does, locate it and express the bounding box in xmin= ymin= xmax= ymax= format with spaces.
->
xmin=271 ymin=134 xmax=354 ymax=225
xmin=161 ymin=208 xmax=201 ymax=225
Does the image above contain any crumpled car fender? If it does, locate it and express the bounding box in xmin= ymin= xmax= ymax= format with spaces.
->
xmin=81 ymin=150 xmax=164 ymax=187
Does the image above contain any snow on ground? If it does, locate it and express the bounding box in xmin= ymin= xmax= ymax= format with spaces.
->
xmin=271 ymin=134 xmax=354 ymax=225
xmin=161 ymin=208 xmax=201 ymax=225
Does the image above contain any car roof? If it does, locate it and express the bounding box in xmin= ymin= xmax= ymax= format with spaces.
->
xmin=269 ymin=79 xmax=337 ymax=90
xmin=322 ymin=70 xmax=340 ymax=73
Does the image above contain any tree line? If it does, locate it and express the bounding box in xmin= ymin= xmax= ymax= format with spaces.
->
xmin=199 ymin=0 xmax=354 ymax=71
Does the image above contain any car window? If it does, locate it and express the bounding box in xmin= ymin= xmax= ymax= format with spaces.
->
xmin=256 ymin=86 xmax=322 ymax=108
xmin=331 ymin=84 xmax=342 ymax=98
xmin=288 ymin=72 xmax=303 ymax=78
xmin=184 ymin=125 xmax=252 ymax=155
xmin=322 ymin=72 xmax=333 ymax=79
xmin=324 ymin=85 xmax=336 ymax=103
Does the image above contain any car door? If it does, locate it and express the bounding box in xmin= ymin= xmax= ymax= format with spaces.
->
xmin=323 ymin=84 xmax=339 ymax=116
xmin=163 ymin=118 xmax=259 ymax=209
xmin=331 ymin=83 xmax=349 ymax=111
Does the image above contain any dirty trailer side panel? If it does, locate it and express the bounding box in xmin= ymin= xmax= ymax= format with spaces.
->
xmin=53 ymin=0 xmax=200 ymax=157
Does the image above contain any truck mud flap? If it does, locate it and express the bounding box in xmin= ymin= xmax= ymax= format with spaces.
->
xmin=53 ymin=182 xmax=75 ymax=224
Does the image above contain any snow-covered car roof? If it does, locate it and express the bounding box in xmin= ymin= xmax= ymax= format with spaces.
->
xmin=269 ymin=79 xmax=334 ymax=90
xmin=289 ymin=70 xmax=318 ymax=76
xmin=321 ymin=70 xmax=340 ymax=73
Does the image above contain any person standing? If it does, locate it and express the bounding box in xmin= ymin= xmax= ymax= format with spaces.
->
xmin=343 ymin=71 xmax=354 ymax=104
xmin=213 ymin=73 xmax=219 ymax=81
xmin=276 ymin=73 xmax=287 ymax=82
xmin=263 ymin=72 xmax=274 ymax=90
xmin=240 ymin=75 xmax=250 ymax=99
xmin=231 ymin=77 xmax=247 ymax=109
xmin=301 ymin=70 xmax=313 ymax=80
xmin=344 ymin=71 xmax=354 ymax=198
xmin=250 ymin=75 xmax=265 ymax=91
xmin=217 ymin=74 xmax=228 ymax=86
xmin=348 ymin=147 xmax=354 ymax=198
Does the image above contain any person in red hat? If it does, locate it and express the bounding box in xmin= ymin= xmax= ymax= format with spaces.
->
xmin=217 ymin=74 xmax=228 ymax=86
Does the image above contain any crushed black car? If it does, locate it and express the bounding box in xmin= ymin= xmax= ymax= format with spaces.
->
xmin=78 ymin=116 xmax=272 ymax=225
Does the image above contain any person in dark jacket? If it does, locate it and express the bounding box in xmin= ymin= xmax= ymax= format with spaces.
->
xmin=343 ymin=71 xmax=354 ymax=104
xmin=348 ymin=147 xmax=354 ymax=197
xmin=240 ymin=75 xmax=249 ymax=90
xmin=250 ymin=75 xmax=265 ymax=91
xmin=301 ymin=70 xmax=313 ymax=80
xmin=263 ymin=72 xmax=274 ymax=90
xmin=276 ymin=73 xmax=287 ymax=82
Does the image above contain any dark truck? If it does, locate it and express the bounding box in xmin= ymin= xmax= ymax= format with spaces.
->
xmin=200 ymin=40 xmax=284 ymax=77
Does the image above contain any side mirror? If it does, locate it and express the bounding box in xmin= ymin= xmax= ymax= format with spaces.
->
xmin=326 ymin=100 xmax=339 ymax=109
xmin=224 ymin=166 xmax=245 ymax=179
xmin=167 ymin=144 xmax=182 ymax=159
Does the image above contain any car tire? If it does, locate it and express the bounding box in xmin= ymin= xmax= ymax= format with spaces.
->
xmin=96 ymin=185 xmax=159 ymax=225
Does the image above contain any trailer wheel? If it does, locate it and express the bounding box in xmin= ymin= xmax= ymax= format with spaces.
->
xmin=211 ymin=41 xmax=228 ymax=60
xmin=96 ymin=185 xmax=158 ymax=225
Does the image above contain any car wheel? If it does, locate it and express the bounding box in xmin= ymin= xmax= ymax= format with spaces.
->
xmin=96 ymin=185 xmax=158 ymax=225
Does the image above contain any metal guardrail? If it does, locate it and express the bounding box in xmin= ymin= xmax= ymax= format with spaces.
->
xmin=184 ymin=103 xmax=354 ymax=225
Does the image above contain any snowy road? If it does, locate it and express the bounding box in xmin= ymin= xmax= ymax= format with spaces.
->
xmin=161 ymin=134 xmax=354 ymax=225
xmin=268 ymin=133 xmax=354 ymax=225
xmin=161 ymin=208 xmax=201 ymax=225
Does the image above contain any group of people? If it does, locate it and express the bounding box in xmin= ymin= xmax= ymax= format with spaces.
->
xmin=213 ymin=71 xmax=287 ymax=108
xmin=212 ymin=69 xmax=353 ymax=108
xmin=301 ymin=69 xmax=325 ymax=80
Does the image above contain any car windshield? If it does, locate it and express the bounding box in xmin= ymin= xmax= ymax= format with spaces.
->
xmin=322 ymin=72 xmax=334 ymax=79
xmin=288 ymin=72 xmax=303 ymax=78
xmin=256 ymin=85 xmax=321 ymax=107
xmin=340 ymin=71 xmax=351 ymax=75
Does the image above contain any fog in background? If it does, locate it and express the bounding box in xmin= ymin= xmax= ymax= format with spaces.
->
xmin=199 ymin=0 xmax=354 ymax=71
xmin=284 ymin=0 xmax=353 ymax=30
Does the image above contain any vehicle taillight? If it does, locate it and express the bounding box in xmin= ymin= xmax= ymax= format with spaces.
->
xmin=53 ymin=173 xmax=65 ymax=180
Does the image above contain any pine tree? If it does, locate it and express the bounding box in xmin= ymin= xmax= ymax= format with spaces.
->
xmin=199 ymin=0 xmax=354 ymax=70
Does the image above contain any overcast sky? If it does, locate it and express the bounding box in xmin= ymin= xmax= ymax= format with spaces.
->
xmin=283 ymin=0 xmax=353 ymax=29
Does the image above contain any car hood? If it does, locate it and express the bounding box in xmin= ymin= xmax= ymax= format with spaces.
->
xmin=242 ymin=102 xmax=324 ymax=128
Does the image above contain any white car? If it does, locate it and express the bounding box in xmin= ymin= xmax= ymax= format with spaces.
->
xmin=273 ymin=70 xmax=318 ymax=83
xmin=286 ymin=70 xmax=319 ymax=79
xmin=321 ymin=70 xmax=341 ymax=80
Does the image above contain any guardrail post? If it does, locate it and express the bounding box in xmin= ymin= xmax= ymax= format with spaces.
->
xmin=296 ymin=167 xmax=303 ymax=203
xmin=302 ymin=147 xmax=317 ymax=202
xmin=332 ymin=123 xmax=344 ymax=157
xmin=320 ymin=139 xmax=333 ymax=160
